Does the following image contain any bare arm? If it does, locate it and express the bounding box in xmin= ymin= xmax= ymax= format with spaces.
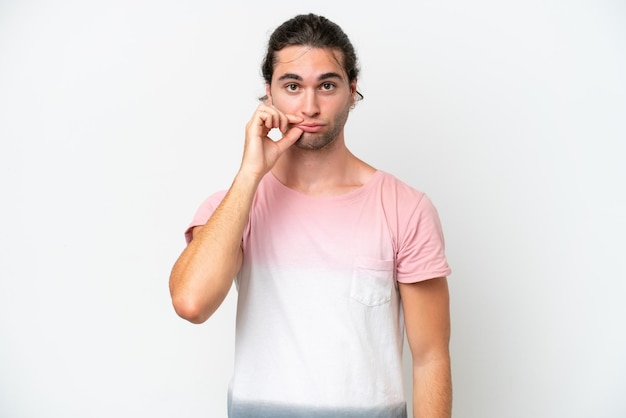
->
xmin=169 ymin=104 xmax=303 ymax=324
xmin=399 ymin=277 xmax=452 ymax=418
xmin=169 ymin=172 xmax=258 ymax=323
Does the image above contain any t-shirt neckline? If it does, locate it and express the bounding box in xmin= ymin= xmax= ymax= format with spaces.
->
xmin=266 ymin=170 xmax=385 ymax=204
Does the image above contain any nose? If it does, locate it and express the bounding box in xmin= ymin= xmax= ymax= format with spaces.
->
xmin=300 ymin=90 xmax=320 ymax=117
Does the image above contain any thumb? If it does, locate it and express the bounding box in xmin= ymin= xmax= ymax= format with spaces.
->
xmin=275 ymin=127 xmax=303 ymax=153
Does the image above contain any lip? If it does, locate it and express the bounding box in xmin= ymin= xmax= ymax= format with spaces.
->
xmin=294 ymin=123 xmax=324 ymax=133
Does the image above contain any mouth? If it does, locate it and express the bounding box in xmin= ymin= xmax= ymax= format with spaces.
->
xmin=294 ymin=123 xmax=324 ymax=133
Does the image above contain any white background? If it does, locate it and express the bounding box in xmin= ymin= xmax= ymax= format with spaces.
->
xmin=1 ymin=0 xmax=625 ymax=417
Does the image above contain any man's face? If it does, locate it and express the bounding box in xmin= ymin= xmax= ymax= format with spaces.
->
xmin=266 ymin=46 xmax=356 ymax=150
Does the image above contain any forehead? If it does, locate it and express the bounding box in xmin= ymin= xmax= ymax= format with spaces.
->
xmin=272 ymin=46 xmax=346 ymax=81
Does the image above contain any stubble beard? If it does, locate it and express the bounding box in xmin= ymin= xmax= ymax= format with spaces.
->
xmin=294 ymin=130 xmax=338 ymax=150
xmin=293 ymin=105 xmax=350 ymax=151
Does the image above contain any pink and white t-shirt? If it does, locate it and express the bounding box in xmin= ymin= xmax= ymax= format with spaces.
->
xmin=186 ymin=170 xmax=451 ymax=418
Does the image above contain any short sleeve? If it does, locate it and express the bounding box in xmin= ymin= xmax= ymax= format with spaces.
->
xmin=183 ymin=190 xmax=228 ymax=244
xmin=396 ymin=193 xmax=451 ymax=283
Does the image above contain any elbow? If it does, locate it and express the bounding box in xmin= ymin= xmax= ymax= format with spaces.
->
xmin=169 ymin=265 xmax=211 ymax=324
xmin=171 ymin=294 xmax=210 ymax=324
xmin=169 ymin=261 xmax=232 ymax=324
xmin=169 ymin=276 xmax=211 ymax=324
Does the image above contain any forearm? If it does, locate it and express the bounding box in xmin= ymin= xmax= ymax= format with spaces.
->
xmin=170 ymin=101 xmax=302 ymax=323
xmin=412 ymin=357 xmax=452 ymax=418
xmin=169 ymin=171 xmax=261 ymax=323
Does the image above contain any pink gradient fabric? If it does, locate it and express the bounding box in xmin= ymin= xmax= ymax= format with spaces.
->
xmin=185 ymin=170 xmax=451 ymax=415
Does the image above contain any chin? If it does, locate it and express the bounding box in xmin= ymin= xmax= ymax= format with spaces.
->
xmin=294 ymin=132 xmax=336 ymax=150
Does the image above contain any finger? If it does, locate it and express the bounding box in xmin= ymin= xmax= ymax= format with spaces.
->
xmin=280 ymin=114 xmax=304 ymax=133
xmin=256 ymin=107 xmax=279 ymax=131
xmin=275 ymin=127 xmax=303 ymax=153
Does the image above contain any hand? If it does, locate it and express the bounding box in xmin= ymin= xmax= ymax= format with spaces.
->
xmin=240 ymin=103 xmax=303 ymax=179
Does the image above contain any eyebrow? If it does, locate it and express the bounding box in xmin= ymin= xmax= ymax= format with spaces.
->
xmin=277 ymin=72 xmax=344 ymax=82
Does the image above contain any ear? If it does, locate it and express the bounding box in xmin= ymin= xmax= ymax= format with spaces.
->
xmin=349 ymin=80 xmax=358 ymax=107
xmin=265 ymin=84 xmax=272 ymax=105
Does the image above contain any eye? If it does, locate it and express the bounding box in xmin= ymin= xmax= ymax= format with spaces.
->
xmin=320 ymin=82 xmax=336 ymax=91
xmin=286 ymin=83 xmax=299 ymax=92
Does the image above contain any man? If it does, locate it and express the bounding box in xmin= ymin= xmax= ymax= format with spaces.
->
xmin=170 ymin=13 xmax=452 ymax=418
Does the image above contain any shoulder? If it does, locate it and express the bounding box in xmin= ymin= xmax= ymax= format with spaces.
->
xmin=372 ymin=171 xmax=444 ymax=236
xmin=197 ymin=189 xmax=229 ymax=212
xmin=184 ymin=189 xmax=228 ymax=243
xmin=375 ymin=171 xmax=428 ymax=206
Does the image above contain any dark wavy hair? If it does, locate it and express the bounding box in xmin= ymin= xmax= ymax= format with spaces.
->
xmin=260 ymin=13 xmax=363 ymax=102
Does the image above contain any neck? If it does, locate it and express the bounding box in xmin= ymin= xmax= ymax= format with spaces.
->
xmin=271 ymin=137 xmax=375 ymax=196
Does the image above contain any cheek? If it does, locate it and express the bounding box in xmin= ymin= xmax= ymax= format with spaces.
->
xmin=271 ymin=95 xmax=297 ymax=112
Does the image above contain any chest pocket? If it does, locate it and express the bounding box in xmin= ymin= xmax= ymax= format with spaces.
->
xmin=350 ymin=257 xmax=395 ymax=307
